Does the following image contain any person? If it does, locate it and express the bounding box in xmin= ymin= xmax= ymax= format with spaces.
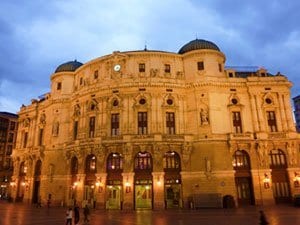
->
xmin=65 ymin=207 xmax=73 ymax=225
xmin=259 ymin=210 xmax=269 ymax=225
xmin=74 ymin=203 xmax=80 ymax=225
xmin=83 ymin=204 xmax=90 ymax=223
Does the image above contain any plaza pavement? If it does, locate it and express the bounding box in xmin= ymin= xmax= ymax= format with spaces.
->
xmin=0 ymin=201 xmax=300 ymax=225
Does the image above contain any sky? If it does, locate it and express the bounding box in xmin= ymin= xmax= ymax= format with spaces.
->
xmin=0 ymin=0 xmax=300 ymax=113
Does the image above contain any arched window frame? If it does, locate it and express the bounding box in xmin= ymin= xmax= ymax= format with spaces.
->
xmin=107 ymin=153 xmax=123 ymax=171
xmin=134 ymin=152 xmax=152 ymax=171
xmin=232 ymin=150 xmax=250 ymax=170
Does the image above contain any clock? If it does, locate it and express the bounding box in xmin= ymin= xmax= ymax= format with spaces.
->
xmin=114 ymin=64 xmax=121 ymax=72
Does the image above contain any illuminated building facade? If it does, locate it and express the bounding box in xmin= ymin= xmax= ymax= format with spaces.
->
xmin=11 ymin=39 xmax=300 ymax=209
xmin=293 ymin=95 xmax=300 ymax=132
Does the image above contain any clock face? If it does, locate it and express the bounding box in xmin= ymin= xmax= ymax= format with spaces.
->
xmin=114 ymin=64 xmax=121 ymax=72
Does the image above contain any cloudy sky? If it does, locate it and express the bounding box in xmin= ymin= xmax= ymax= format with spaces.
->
xmin=1 ymin=0 xmax=300 ymax=113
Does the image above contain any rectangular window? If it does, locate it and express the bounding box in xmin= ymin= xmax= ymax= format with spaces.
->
xmin=89 ymin=117 xmax=95 ymax=138
xmin=23 ymin=132 xmax=28 ymax=148
xmin=165 ymin=64 xmax=171 ymax=73
xmin=94 ymin=70 xmax=98 ymax=79
xmin=197 ymin=61 xmax=204 ymax=70
xmin=74 ymin=121 xmax=78 ymax=140
xmin=6 ymin=145 xmax=12 ymax=155
xmin=57 ymin=82 xmax=62 ymax=90
xmin=38 ymin=128 xmax=43 ymax=146
xmin=9 ymin=122 xmax=16 ymax=130
xmin=166 ymin=112 xmax=175 ymax=134
xmin=267 ymin=111 xmax=278 ymax=132
xmin=111 ymin=113 xmax=120 ymax=136
xmin=139 ymin=63 xmax=145 ymax=72
xmin=232 ymin=112 xmax=243 ymax=133
xmin=138 ymin=112 xmax=147 ymax=135
xmin=7 ymin=133 xmax=14 ymax=142
xmin=218 ymin=63 xmax=222 ymax=72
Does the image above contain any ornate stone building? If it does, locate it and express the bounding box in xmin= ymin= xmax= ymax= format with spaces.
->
xmin=11 ymin=39 xmax=300 ymax=209
xmin=0 ymin=112 xmax=18 ymax=199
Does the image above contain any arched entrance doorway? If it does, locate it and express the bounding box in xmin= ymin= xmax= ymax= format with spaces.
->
xmin=106 ymin=152 xmax=123 ymax=209
xmin=164 ymin=151 xmax=182 ymax=208
xmin=269 ymin=149 xmax=291 ymax=203
xmin=32 ymin=160 xmax=42 ymax=204
xmin=134 ymin=151 xmax=153 ymax=209
xmin=84 ymin=154 xmax=96 ymax=208
xmin=232 ymin=150 xmax=255 ymax=205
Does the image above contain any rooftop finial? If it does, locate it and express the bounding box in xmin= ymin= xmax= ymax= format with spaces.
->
xmin=144 ymin=41 xmax=147 ymax=51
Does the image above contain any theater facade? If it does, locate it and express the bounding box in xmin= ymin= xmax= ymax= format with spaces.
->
xmin=10 ymin=39 xmax=300 ymax=209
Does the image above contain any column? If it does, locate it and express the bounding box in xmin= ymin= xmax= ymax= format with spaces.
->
xmin=152 ymin=172 xmax=165 ymax=210
xmin=250 ymin=94 xmax=259 ymax=132
xmin=95 ymin=173 xmax=107 ymax=209
xmin=283 ymin=94 xmax=296 ymax=131
xmin=278 ymin=93 xmax=287 ymax=131
xmin=122 ymin=172 xmax=134 ymax=210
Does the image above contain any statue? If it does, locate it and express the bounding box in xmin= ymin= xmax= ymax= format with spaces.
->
xmin=200 ymin=108 xmax=209 ymax=125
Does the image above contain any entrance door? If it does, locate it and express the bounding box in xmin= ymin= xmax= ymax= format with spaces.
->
xmin=106 ymin=185 xmax=121 ymax=209
xmin=235 ymin=177 xmax=254 ymax=205
xmin=135 ymin=185 xmax=152 ymax=209
xmin=84 ymin=186 xmax=95 ymax=207
xmin=272 ymin=170 xmax=291 ymax=203
xmin=165 ymin=184 xmax=181 ymax=208
xmin=32 ymin=181 xmax=40 ymax=204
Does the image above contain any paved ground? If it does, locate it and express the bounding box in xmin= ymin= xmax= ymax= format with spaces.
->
xmin=0 ymin=201 xmax=300 ymax=225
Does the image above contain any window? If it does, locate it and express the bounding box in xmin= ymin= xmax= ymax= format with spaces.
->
xmin=71 ymin=157 xmax=78 ymax=175
xmin=164 ymin=151 xmax=180 ymax=170
xmin=197 ymin=61 xmax=204 ymax=70
xmin=94 ymin=70 xmax=98 ymax=79
xmin=89 ymin=117 xmax=95 ymax=138
xmin=232 ymin=112 xmax=243 ymax=133
xmin=73 ymin=121 xmax=78 ymax=140
xmin=86 ymin=155 xmax=96 ymax=173
xmin=135 ymin=152 xmax=152 ymax=170
xmin=218 ymin=63 xmax=222 ymax=72
xmin=111 ymin=113 xmax=119 ymax=136
xmin=9 ymin=122 xmax=16 ymax=130
xmin=107 ymin=153 xmax=123 ymax=171
xmin=34 ymin=160 xmax=42 ymax=176
xmin=232 ymin=150 xmax=250 ymax=169
xmin=80 ymin=77 xmax=83 ymax=85
xmin=38 ymin=128 xmax=43 ymax=146
xmin=165 ymin=64 xmax=171 ymax=73
xmin=139 ymin=63 xmax=145 ymax=72
xmin=269 ymin=149 xmax=287 ymax=169
xmin=8 ymin=133 xmax=14 ymax=142
xmin=229 ymin=72 xmax=234 ymax=77
xmin=267 ymin=111 xmax=277 ymax=132
xmin=57 ymin=82 xmax=62 ymax=90
xmin=138 ymin=112 xmax=147 ymax=135
xmin=166 ymin=112 xmax=175 ymax=134
xmin=6 ymin=145 xmax=12 ymax=155
xmin=23 ymin=132 xmax=28 ymax=148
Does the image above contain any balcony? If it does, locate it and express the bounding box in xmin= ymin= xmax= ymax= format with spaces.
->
xmin=228 ymin=132 xmax=253 ymax=140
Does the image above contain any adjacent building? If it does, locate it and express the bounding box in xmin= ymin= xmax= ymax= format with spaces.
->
xmin=11 ymin=39 xmax=300 ymax=209
xmin=293 ymin=95 xmax=300 ymax=132
xmin=0 ymin=112 xmax=18 ymax=199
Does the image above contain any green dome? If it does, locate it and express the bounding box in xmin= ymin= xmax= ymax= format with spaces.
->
xmin=55 ymin=60 xmax=83 ymax=73
xmin=178 ymin=39 xmax=220 ymax=54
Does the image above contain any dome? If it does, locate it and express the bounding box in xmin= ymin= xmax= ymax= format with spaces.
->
xmin=55 ymin=60 xmax=83 ymax=73
xmin=178 ymin=39 xmax=220 ymax=54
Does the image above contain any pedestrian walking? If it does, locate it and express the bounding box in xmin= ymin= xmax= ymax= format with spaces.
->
xmin=65 ymin=207 xmax=73 ymax=225
xmin=83 ymin=204 xmax=90 ymax=223
xmin=259 ymin=210 xmax=269 ymax=225
xmin=74 ymin=203 xmax=80 ymax=225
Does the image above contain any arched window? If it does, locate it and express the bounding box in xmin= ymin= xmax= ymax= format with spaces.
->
xmin=71 ymin=157 xmax=78 ymax=175
xmin=269 ymin=149 xmax=287 ymax=169
xmin=135 ymin=152 xmax=152 ymax=170
xmin=232 ymin=150 xmax=250 ymax=170
xmin=34 ymin=160 xmax=42 ymax=176
xmin=164 ymin=151 xmax=181 ymax=170
xmin=19 ymin=162 xmax=27 ymax=176
xmin=85 ymin=155 xmax=96 ymax=173
xmin=107 ymin=153 xmax=123 ymax=171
